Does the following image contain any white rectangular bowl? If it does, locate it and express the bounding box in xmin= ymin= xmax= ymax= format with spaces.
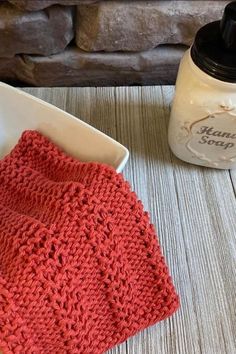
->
xmin=0 ymin=82 xmax=129 ymax=172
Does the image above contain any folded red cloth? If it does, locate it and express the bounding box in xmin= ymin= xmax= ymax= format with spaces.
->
xmin=0 ymin=131 xmax=179 ymax=354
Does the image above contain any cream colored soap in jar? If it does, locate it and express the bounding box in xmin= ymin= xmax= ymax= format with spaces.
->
xmin=169 ymin=1 xmax=236 ymax=169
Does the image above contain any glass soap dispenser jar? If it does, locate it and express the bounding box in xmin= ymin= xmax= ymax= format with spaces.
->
xmin=168 ymin=1 xmax=236 ymax=169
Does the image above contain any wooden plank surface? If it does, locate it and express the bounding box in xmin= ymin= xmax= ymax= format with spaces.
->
xmin=21 ymin=87 xmax=236 ymax=354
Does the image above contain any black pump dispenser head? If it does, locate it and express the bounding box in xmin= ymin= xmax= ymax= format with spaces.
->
xmin=191 ymin=1 xmax=236 ymax=83
xmin=221 ymin=1 xmax=236 ymax=51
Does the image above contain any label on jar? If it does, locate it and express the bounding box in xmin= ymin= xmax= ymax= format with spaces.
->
xmin=186 ymin=110 xmax=236 ymax=167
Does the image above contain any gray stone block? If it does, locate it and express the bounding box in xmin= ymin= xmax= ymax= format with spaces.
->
xmin=76 ymin=1 xmax=227 ymax=52
xmin=0 ymin=4 xmax=74 ymax=57
xmin=14 ymin=45 xmax=186 ymax=86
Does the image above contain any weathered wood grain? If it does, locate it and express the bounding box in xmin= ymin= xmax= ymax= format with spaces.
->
xmin=20 ymin=87 xmax=236 ymax=354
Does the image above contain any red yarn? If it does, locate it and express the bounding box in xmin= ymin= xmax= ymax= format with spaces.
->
xmin=0 ymin=131 xmax=179 ymax=354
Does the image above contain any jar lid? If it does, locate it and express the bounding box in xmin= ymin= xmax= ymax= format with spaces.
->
xmin=191 ymin=1 xmax=236 ymax=83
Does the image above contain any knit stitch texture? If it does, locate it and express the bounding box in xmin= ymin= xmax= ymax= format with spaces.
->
xmin=0 ymin=130 xmax=179 ymax=354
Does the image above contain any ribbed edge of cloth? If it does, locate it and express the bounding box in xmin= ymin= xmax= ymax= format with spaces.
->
xmin=0 ymin=130 xmax=179 ymax=354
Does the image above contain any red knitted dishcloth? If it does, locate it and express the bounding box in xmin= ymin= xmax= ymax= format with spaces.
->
xmin=0 ymin=130 xmax=179 ymax=354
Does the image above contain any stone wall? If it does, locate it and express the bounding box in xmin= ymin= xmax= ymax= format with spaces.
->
xmin=0 ymin=0 xmax=228 ymax=86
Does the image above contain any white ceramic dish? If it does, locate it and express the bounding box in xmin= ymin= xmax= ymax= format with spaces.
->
xmin=0 ymin=82 xmax=129 ymax=172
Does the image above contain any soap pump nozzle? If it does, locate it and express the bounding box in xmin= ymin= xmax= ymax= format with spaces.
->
xmin=220 ymin=1 xmax=236 ymax=50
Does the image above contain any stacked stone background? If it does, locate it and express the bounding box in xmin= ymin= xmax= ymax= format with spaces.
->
xmin=0 ymin=0 xmax=228 ymax=86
